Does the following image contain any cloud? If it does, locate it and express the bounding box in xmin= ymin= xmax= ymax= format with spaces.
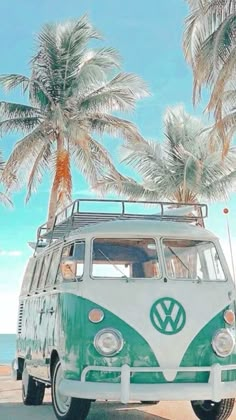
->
xmin=0 ymin=250 xmax=22 ymax=257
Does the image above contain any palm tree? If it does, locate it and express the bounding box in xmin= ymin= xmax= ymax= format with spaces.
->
xmin=0 ymin=16 xmax=148 ymax=226
xmin=0 ymin=150 xmax=11 ymax=206
xmin=97 ymin=106 xmax=236 ymax=203
xmin=183 ymin=0 xmax=236 ymax=151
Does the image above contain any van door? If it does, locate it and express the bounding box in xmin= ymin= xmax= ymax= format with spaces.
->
xmin=44 ymin=247 xmax=62 ymax=379
xmin=30 ymin=252 xmax=52 ymax=379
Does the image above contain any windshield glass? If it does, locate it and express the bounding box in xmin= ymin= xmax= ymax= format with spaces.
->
xmin=162 ymin=239 xmax=226 ymax=282
xmin=92 ymin=238 xmax=160 ymax=279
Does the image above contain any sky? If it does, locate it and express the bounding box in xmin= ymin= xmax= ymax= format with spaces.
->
xmin=0 ymin=0 xmax=235 ymax=333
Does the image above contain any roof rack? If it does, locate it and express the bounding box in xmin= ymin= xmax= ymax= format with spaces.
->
xmin=35 ymin=199 xmax=208 ymax=252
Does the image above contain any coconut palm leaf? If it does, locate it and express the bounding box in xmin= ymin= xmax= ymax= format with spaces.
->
xmin=0 ymin=74 xmax=30 ymax=92
xmin=96 ymin=171 xmax=159 ymax=201
xmin=0 ymin=102 xmax=42 ymax=119
xmin=26 ymin=142 xmax=52 ymax=202
xmin=100 ymin=106 xmax=236 ymax=204
xmin=0 ymin=16 xmax=148 ymax=222
xmin=0 ymin=151 xmax=12 ymax=207
xmin=70 ymin=132 xmax=120 ymax=187
xmin=0 ymin=192 xmax=12 ymax=207
xmin=79 ymin=73 xmax=149 ymax=113
xmin=2 ymin=124 xmax=48 ymax=189
xmin=183 ymin=1 xmax=236 ymax=146
xmin=0 ymin=116 xmax=42 ymax=136
xmin=84 ymin=114 xmax=144 ymax=144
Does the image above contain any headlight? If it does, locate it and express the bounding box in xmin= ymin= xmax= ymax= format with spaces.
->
xmin=212 ymin=329 xmax=235 ymax=358
xmin=94 ymin=328 xmax=124 ymax=356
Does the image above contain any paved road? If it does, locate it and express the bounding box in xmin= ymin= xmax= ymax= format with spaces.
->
xmin=1 ymin=376 xmax=236 ymax=419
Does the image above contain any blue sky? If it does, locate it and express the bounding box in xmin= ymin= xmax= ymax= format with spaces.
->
xmin=0 ymin=0 xmax=235 ymax=333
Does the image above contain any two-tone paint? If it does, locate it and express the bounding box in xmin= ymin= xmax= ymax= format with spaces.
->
xmin=16 ymin=219 xmax=236 ymax=403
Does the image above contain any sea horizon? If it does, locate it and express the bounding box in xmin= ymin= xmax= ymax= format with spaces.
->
xmin=0 ymin=334 xmax=16 ymax=365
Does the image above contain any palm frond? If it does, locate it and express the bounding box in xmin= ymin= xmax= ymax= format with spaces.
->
xmin=101 ymin=106 xmax=236 ymax=204
xmin=26 ymin=142 xmax=51 ymax=202
xmin=0 ymin=191 xmax=12 ymax=207
xmin=0 ymin=116 xmax=42 ymax=136
xmin=207 ymin=46 xmax=236 ymax=115
xmin=0 ymin=74 xmax=30 ymax=92
xmin=79 ymin=73 xmax=149 ymax=113
xmin=2 ymin=125 xmax=48 ymax=190
xmin=0 ymin=101 xmax=42 ymax=119
xmin=70 ymin=48 xmax=121 ymax=94
xmin=70 ymin=132 xmax=116 ymax=185
xmin=96 ymin=171 xmax=160 ymax=201
xmin=0 ymin=149 xmax=4 ymax=171
xmin=84 ymin=113 xmax=145 ymax=144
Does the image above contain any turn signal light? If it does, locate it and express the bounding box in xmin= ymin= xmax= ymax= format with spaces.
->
xmin=224 ymin=310 xmax=235 ymax=325
xmin=88 ymin=308 xmax=104 ymax=323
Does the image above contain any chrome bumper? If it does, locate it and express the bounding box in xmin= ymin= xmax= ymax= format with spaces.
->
xmin=59 ymin=363 xmax=236 ymax=403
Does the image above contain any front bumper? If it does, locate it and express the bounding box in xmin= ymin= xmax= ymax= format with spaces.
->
xmin=59 ymin=364 xmax=236 ymax=403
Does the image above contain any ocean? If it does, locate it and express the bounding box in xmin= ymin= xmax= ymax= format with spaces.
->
xmin=0 ymin=334 xmax=16 ymax=365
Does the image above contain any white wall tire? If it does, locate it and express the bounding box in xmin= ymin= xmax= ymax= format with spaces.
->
xmin=191 ymin=399 xmax=235 ymax=420
xmin=22 ymin=363 xmax=45 ymax=405
xmin=52 ymin=359 xmax=91 ymax=420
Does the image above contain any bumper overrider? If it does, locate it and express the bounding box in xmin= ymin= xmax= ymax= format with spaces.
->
xmin=59 ymin=364 xmax=236 ymax=403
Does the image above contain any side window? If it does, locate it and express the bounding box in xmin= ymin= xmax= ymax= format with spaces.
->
xmin=74 ymin=242 xmax=85 ymax=277
xmin=38 ymin=253 xmax=52 ymax=289
xmin=58 ymin=241 xmax=85 ymax=282
xmin=45 ymin=248 xmax=62 ymax=287
xmin=30 ymin=257 xmax=44 ymax=292
xmin=21 ymin=258 xmax=37 ymax=295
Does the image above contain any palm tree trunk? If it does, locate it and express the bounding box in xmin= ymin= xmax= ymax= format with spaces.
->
xmin=47 ymin=131 xmax=63 ymax=230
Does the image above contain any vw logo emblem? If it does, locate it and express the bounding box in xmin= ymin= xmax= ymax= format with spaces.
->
xmin=150 ymin=298 xmax=186 ymax=335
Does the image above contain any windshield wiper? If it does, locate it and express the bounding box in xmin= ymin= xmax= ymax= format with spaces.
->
xmin=167 ymin=246 xmax=201 ymax=281
xmin=167 ymin=246 xmax=190 ymax=273
xmin=97 ymin=248 xmax=129 ymax=282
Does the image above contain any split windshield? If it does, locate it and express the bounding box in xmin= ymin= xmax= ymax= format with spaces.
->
xmin=92 ymin=238 xmax=160 ymax=279
xmin=162 ymin=239 xmax=226 ymax=282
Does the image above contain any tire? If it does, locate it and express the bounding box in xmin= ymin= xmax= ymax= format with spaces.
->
xmin=191 ymin=399 xmax=235 ymax=420
xmin=22 ymin=363 xmax=45 ymax=405
xmin=52 ymin=358 xmax=91 ymax=420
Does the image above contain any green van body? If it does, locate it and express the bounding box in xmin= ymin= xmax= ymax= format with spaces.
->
xmin=14 ymin=200 xmax=236 ymax=419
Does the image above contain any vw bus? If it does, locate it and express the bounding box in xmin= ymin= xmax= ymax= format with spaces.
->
xmin=13 ymin=199 xmax=236 ymax=420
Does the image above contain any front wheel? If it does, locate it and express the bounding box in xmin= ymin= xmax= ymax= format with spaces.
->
xmin=22 ymin=363 xmax=45 ymax=405
xmin=191 ymin=399 xmax=235 ymax=420
xmin=52 ymin=359 xmax=91 ymax=420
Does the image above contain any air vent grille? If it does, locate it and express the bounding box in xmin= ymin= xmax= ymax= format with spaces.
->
xmin=17 ymin=302 xmax=24 ymax=335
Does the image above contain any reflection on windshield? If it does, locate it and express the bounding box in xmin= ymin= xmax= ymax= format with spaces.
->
xmin=92 ymin=238 xmax=160 ymax=279
xmin=163 ymin=239 xmax=226 ymax=281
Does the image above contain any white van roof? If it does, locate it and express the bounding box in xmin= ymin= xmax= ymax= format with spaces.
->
xmin=69 ymin=219 xmax=217 ymax=241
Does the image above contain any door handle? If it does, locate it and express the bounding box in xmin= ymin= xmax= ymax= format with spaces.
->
xmin=48 ymin=308 xmax=55 ymax=315
xmin=39 ymin=309 xmax=45 ymax=315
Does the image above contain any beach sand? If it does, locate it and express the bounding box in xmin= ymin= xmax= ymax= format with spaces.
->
xmin=1 ymin=365 xmax=236 ymax=419
xmin=0 ymin=365 xmax=11 ymax=376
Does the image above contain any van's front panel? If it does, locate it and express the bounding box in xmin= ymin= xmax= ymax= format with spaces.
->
xmin=55 ymin=233 xmax=236 ymax=403
xmin=59 ymin=286 xmax=236 ymax=378
xmin=16 ymin=222 xmax=236 ymax=407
